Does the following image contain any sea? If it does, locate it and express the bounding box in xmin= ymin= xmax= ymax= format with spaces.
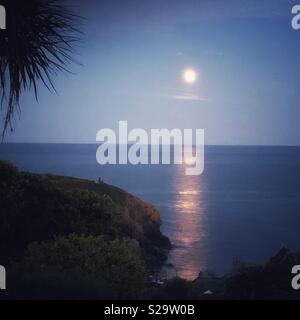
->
xmin=1 ymin=143 xmax=300 ymax=280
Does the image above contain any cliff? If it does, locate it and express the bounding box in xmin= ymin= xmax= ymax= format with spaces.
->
xmin=0 ymin=161 xmax=170 ymax=271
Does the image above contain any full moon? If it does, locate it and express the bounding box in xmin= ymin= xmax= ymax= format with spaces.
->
xmin=182 ymin=69 xmax=197 ymax=84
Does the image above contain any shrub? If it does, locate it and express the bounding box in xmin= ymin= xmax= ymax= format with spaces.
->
xmin=8 ymin=235 xmax=145 ymax=299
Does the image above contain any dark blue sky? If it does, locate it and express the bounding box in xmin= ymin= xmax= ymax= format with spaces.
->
xmin=4 ymin=0 xmax=300 ymax=145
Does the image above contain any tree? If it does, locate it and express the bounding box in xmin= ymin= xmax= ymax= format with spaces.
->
xmin=0 ymin=0 xmax=81 ymax=138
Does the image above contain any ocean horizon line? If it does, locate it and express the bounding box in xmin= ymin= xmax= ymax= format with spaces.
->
xmin=1 ymin=142 xmax=300 ymax=148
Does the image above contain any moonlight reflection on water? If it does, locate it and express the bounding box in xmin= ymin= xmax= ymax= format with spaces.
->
xmin=167 ymin=167 xmax=208 ymax=280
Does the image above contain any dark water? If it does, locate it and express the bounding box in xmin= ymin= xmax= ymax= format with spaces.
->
xmin=1 ymin=143 xmax=300 ymax=279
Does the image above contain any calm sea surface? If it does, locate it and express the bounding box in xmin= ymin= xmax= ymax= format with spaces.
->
xmin=1 ymin=143 xmax=300 ymax=279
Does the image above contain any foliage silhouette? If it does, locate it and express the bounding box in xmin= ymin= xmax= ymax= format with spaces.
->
xmin=0 ymin=0 xmax=81 ymax=138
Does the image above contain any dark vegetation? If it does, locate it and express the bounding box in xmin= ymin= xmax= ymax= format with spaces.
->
xmin=223 ymin=248 xmax=300 ymax=300
xmin=146 ymin=248 xmax=300 ymax=300
xmin=0 ymin=160 xmax=170 ymax=299
xmin=10 ymin=235 xmax=145 ymax=299
xmin=0 ymin=0 xmax=81 ymax=137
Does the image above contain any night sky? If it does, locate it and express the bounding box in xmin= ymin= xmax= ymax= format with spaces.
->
xmin=3 ymin=0 xmax=300 ymax=145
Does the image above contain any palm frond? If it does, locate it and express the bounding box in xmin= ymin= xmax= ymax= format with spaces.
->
xmin=0 ymin=0 xmax=82 ymax=138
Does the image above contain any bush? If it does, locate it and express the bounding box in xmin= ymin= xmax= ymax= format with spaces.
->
xmin=8 ymin=235 xmax=145 ymax=299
